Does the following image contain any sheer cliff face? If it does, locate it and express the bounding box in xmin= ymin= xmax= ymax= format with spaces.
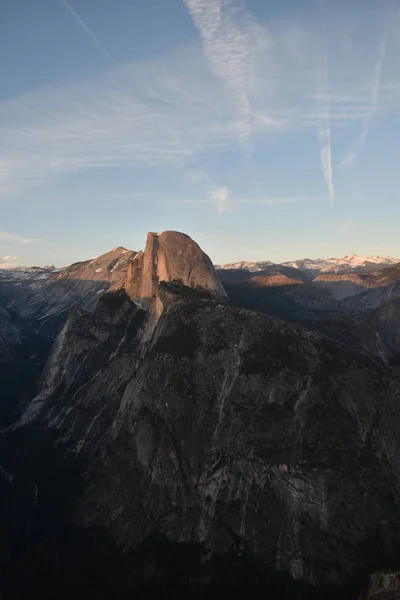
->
xmin=124 ymin=231 xmax=226 ymax=334
xmin=126 ymin=231 xmax=226 ymax=306
xmin=27 ymin=293 xmax=400 ymax=585
xmin=0 ymin=306 xmax=22 ymax=360
xmin=19 ymin=231 xmax=400 ymax=588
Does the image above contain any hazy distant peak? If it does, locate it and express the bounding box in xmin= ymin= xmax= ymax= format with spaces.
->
xmin=215 ymin=260 xmax=275 ymax=272
xmin=217 ymin=254 xmax=399 ymax=276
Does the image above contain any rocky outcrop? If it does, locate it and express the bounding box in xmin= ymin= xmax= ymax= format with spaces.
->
xmin=125 ymin=231 xmax=226 ymax=332
xmin=1 ymin=247 xmax=136 ymax=341
xmin=363 ymin=571 xmax=400 ymax=599
xmin=5 ymin=232 xmax=400 ymax=596
xmin=126 ymin=231 xmax=226 ymax=304
xmin=17 ymin=231 xmax=400 ymax=590
xmin=51 ymin=246 xmax=136 ymax=284
xmin=75 ymin=298 xmax=400 ymax=586
xmin=22 ymin=288 xmax=146 ymax=437
xmin=0 ymin=248 xmax=137 ymax=428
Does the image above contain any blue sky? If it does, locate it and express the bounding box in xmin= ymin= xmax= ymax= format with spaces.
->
xmin=1 ymin=0 xmax=400 ymax=268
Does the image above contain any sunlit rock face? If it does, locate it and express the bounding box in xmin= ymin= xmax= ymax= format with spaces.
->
xmin=0 ymin=247 xmax=137 ymax=342
xmin=126 ymin=230 xmax=226 ymax=304
xmin=10 ymin=231 xmax=400 ymax=592
xmin=124 ymin=231 xmax=226 ymax=334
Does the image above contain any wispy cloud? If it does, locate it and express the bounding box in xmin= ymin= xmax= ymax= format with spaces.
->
xmin=0 ymin=51 xmax=254 ymax=197
xmin=165 ymin=195 xmax=313 ymax=209
xmin=0 ymin=12 xmax=398 ymax=204
xmin=183 ymin=0 xmax=270 ymax=141
xmin=209 ymin=187 xmax=230 ymax=214
xmin=234 ymin=196 xmax=314 ymax=207
xmin=339 ymin=38 xmax=388 ymax=168
xmin=317 ymin=2 xmax=335 ymax=206
xmin=0 ymin=255 xmax=19 ymax=269
xmin=318 ymin=127 xmax=335 ymax=206
xmin=339 ymin=218 xmax=355 ymax=233
xmin=187 ymin=168 xmax=209 ymax=184
xmin=59 ymin=0 xmax=112 ymax=59
xmin=0 ymin=231 xmax=35 ymax=244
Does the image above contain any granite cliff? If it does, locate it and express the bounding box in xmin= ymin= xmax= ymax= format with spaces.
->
xmin=7 ymin=231 xmax=400 ymax=597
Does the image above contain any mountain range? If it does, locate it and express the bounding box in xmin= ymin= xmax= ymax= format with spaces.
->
xmin=216 ymin=254 xmax=399 ymax=275
xmin=1 ymin=234 xmax=400 ymax=599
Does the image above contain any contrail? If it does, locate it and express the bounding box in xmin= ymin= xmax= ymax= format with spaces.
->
xmin=318 ymin=0 xmax=335 ymax=206
xmin=318 ymin=127 xmax=334 ymax=207
xmin=60 ymin=0 xmax=111 ymax=59
xmin=339 ymin=38 xmax=387 ymax=168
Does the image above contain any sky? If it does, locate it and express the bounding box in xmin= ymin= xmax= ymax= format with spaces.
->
xmin=1 ymin=0 xmax=400 ymax=268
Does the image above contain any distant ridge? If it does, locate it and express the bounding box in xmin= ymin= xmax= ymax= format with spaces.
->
xmin=216 ymin=254 xmax=399 ymax=276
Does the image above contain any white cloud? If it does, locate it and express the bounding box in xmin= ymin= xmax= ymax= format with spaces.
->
xmin=0 ymin=12 xmax=398 ymax=201
xmin=340 ymin=218 xmax=355 ymax=233
xmin=187 ymin=169 xmax=209 ymax=184
xmin=318 ymin=126 xmax=335 ymax=207
xmin=317 ymin=7 xmax=335 ymax=206
xmin=0 ymin=52 xmax=256 ymax=197
xmin=0 ymin=231 xmax=35 ymax=243
xmin=209 ymin=187 xmax=230 ymax=214
xmin=0 ymin=255 xmax=19 ymax=269
xmin=183 ymin=0 xmax=270 ymax=140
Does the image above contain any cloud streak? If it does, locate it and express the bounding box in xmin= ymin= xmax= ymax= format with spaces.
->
xmin=183 ymin=0 xmax=270 ymax=140
xmin=0 ymin=231 xmax=35 ymax=244
xmin=0 ymin=14 xmax=398 ymax=203
xmin=0 ymin=46 xmax=284 ymax=199
xmin=339 ymin=38 xmax=387 ymax=168
xmin=317 ymin=1 xmax=335 ymax=206
xmin=318 ymin=127 xmax=335 ymax=207
xmin=59 ymin=0 xmax=112 ymax=59
xmin=209 ymin=187 xmax=230 ymax=214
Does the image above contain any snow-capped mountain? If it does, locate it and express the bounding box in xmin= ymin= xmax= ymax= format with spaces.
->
xmin=216 ymin=254 xmax=399 ymax=276
xmin=214 ymin=260 xmax=274 ymax=272
xmin=283 ymin=254 xmax=399 ymax=275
